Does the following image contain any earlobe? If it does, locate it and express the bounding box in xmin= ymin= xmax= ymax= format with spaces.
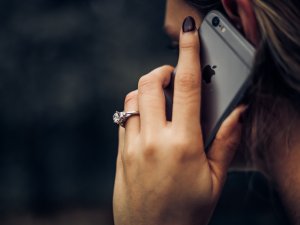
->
xmin=221 ymin=0 xmax=259 ymax=46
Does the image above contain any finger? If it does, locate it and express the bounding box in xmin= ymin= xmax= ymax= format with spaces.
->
xmin=207 ymin=105 xmax=248 ymax=180
xmin=118 ymin=127 xmax=125 ymax=151
xmin=172 ymin=16 xmax=201 ymax=130
xmin=124 ymin=90 xmax=140 ymax=140
xmin=138 ymin=65 xmax=174 ymax=133
xmin=117 ymin=126 xmax=125 ymax=168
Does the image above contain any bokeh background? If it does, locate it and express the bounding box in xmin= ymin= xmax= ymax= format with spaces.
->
xmin=0 ymin=0 xmax=290 ymax=224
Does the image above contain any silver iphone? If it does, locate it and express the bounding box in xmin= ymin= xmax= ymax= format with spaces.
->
xmin=164 ymin=10 xmax=255 ymax=150
xmin=200 ymin=11 xmax=255 ymax=149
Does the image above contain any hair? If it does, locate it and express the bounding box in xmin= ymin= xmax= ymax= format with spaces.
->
xmin=185 ymin=0 xmax=300 ymax=173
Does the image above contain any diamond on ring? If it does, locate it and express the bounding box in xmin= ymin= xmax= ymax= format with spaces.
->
xmin=113 ymin=111 xmax=139 ymax=127
xmin=113 ymin=111 xmax=126 ymax=126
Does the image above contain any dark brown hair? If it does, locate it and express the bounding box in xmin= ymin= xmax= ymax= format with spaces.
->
xmin=185 ymin=0 xmax=300 ymax=171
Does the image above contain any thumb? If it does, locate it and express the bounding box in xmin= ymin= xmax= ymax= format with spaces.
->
xmin=207 ymin=105 xmax=247 ymax=180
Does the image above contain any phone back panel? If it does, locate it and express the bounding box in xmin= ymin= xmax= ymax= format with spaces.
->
xmin=200 ymin=11 xmax=255 ymax=149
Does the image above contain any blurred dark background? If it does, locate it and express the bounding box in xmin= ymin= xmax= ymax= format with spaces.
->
xmin=0 ymin=0 xmax=290 ymax=224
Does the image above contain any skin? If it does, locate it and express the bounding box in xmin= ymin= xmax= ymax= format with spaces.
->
xmin=113 ymin=0 xmax=300 ymax=224
xmin=114 ymin=32 xmax=246 ymax=225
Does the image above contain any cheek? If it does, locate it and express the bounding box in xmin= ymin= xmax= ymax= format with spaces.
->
xmin=164 ymin=0 xmax=202 ymax=40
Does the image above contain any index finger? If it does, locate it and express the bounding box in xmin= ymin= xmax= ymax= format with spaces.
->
xmin=172 ymin=16 xmax=202 ymax=130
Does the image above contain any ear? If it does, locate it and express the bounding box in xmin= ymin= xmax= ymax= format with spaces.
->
xmin=221 ymin=0 xmax=259 ymax=46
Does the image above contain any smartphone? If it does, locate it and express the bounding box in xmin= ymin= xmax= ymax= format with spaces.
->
xmin=164 ymin=10 xmax=255 ymax=150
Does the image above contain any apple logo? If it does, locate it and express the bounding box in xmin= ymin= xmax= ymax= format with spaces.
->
xmin=202 ymin=65 xmax=217 ymax=84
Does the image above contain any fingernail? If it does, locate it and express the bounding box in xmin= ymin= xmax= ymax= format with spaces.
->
xmin=182 ymin=16 xmax=196 ymax=33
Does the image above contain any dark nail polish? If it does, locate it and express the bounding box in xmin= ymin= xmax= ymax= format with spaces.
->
xmin=182 ymin=16 xmax=196 ymax=33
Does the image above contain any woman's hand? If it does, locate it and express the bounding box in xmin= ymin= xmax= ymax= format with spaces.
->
xmin=113 ymin=17 xmax=246 ymax=225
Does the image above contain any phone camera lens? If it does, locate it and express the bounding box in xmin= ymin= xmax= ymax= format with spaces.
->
xmin=212 ymin=17 xmax=220 ymax=27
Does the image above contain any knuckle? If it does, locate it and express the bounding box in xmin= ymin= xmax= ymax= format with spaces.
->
xmin=142 ymin=135 xmax=158 ymax=159
xmin=158 ymin=64 xmax=174 ymax=72
xmin=138 ymin=75 xmax=155 ymax=93
xmin=143 ymin=146 xmax=156 ymax=160
xmin=122 ymin=144 xmax=135 ymax=166
xmin=172 ymin=136 xmax=202 ymax=162
xmin=171 ymin=133 xmax=189 ymax=147
xmin=173 ymin=139 xmax=189 ymax=151
xmin=124 ymin=91 xmax=138 ymax=106
xmin=116 ymin=154 xmax=123 ymax=169
xmin=152 ymin=65 xmax=174 ymax=73
xmin=176 ymin=72 xmax=199 ymax=90
xmin=180 ymin=38 xmax=198 ymax=51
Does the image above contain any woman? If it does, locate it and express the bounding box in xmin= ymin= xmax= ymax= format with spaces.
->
xmin=113 ymin=0 xmax=300 ymax=224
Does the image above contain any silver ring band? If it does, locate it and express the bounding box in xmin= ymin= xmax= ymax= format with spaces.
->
xmin=113 ymin=111 xmax=140 ymax=127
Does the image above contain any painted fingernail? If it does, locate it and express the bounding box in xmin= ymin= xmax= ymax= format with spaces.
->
xmin=182 ymin=16 xmax=196 ymax=33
